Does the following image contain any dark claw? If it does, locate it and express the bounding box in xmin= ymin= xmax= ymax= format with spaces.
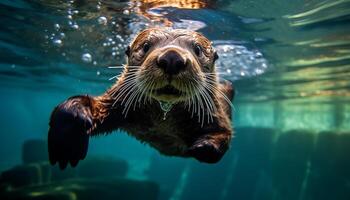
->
xmin=59 ymin=160 xmax=68 ymax=170
xmin=188 ymin=140 xmax=224 ymax=164
xmin=70 ymin=159 xmax=79 ymax=167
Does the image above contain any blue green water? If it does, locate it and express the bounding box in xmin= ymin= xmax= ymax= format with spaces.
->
xmin=0 ymin=0 xmax=350 ymax=199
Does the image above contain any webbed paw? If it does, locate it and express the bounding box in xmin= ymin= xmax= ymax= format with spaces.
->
xmin=48 ymin=96 xmax=93 ymax=169
xmin=188 ymin=140 xmax=224 ymax=164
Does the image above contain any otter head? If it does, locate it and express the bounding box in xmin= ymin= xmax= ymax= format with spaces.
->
xmin=123 ymin=28 xmax=219 ymax=104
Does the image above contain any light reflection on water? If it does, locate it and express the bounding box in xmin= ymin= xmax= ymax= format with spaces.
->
xmin=0 ymin=0 xmax=269 ymax=87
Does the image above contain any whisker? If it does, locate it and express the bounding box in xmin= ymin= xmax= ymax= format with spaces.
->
xmin=108 ymin=64 xmax=140 ymax=69
xmin=109 ymin=75 xmax=121 ymax=81
xmin=204 ymin=80 xmax=233 ymax=107
xmin=135 ymin=79 xmax=151 ymax=106
xmin=113 ymin=79 xmax=138 ymax=102
xmin=123 ymin=79 xmax=148 ymax=116
xmin=108 ymin=67 xmax=139 ymax=82
xmin=112 ymin=81 xmax=137 ymax=107
xmin=184 ymin=81 xmax=194 ymax=113
xmin=191 ymin=81 xmax=205 ymax=125
xmin=193 ymin=78 xmax=215 ymax=124
xmin=122 ymin=82 xmax=142 ymax=115
xmin=110 ymin=75 xmax=139 ymax=97
xmin=108 ymin=66 xmax=125 ymax=69
xmin=205 ymin=73 xmax=230 ymax=82
xmin=188 ymin=82 xmax=197 ymax=118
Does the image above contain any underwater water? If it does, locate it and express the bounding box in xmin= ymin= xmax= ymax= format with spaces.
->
xmin=1 ymin=0 xmax=350 ymax=199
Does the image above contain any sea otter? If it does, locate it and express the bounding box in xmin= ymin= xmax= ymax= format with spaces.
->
xmin=48 ymin=28 xmax=234 ymax=169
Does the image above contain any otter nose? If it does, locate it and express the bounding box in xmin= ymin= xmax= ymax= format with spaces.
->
xmin=157 ymin=50 xmax=186 ymax=75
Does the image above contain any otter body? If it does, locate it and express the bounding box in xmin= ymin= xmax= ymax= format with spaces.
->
xmin=48 ymin=28 xmax=234 ymax=169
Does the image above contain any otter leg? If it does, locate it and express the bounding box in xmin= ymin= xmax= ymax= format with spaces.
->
xmin=48 ymin=95 xmax=111 ymax=169
xmin=188 ymin=131 xmax=231 ymax=163
xmin=188 ymin=82 xmax=234 ymax=163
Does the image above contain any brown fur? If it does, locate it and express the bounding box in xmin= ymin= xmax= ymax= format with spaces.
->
xmin=48 ymin=28 xmax=234 ymax=169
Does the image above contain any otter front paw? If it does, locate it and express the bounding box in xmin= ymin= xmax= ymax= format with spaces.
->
xmin=188 ymin=140 xmax=224 ymax=164
xmin=48 ymin=96 xmax=93 ymax=169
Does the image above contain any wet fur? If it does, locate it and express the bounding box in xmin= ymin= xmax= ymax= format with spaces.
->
xmin=48 ymin=28 xmax=234 ymax=169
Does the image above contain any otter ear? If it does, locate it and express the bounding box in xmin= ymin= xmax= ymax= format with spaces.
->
xmin=125 ymin=46 xmax=131 ymax=57
xmin=213 ymin=51 xmax=219 ymax=62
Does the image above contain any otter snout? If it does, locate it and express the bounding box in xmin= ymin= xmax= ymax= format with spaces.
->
xmin=157 ymin=50 xmax=187 ymax=75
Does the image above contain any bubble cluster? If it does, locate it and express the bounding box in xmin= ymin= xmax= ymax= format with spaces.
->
xmin=213 ymin=41 xmax=269 ymax=81
xmin=46 ymin=28 xmax=66 ymax=48
xmin=96 ymin=1 xmax=101 ymax=10
xmin=174 ymin=19 xmax=206 ymax=31
xmin=45 ymin=0 xmax=137 ymax=66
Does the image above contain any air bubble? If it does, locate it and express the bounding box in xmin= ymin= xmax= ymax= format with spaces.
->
xmin=82 ymin=53 xmax=92 ymax=63
xmin=52 ymin=39 xmax=63 ymax=47
xmin=255 ymin=68 xmax=263 ymax=74
xmin=98 ymin=16 xmax=107 ymax=25
xmin=71 ymin=24 xmax=79 ymax=29
xmin=54 ymin=24 xmax=60 ymax=30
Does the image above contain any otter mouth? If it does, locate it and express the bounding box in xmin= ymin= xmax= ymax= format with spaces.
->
xmin=156 ymin=85 xmax=183 ymax=96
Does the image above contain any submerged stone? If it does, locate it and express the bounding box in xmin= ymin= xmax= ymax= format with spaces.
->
xmin=0 ymin=178 xmax=159 ymax=200
xmin=305 ymin=131 xmax=350 ymax=200
xmin=77 ymin=157 xmax=128 ymax=179
xmin=0 ymin=156 xmax=128 ymax=190
xmin=22 ymin=140 xmax=48 ymax=164
xmin=271 ymin=129 xmax=315 ymax=200
xmin=216 ymin=127 xmax=276 ymax=200
xmin=147 ymin=155 xmax=188 ymax=200
xmin=0 ymin=163 xmax=51 ymax=188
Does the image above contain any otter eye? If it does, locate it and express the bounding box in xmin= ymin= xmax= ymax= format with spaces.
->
xmin=125 ymin=46 xmax=130 ymax=57
xmin=214 ymin=51 xmax=219 ymax=61
xmin=194 ymin=44 xmax=202 ymax=56
xmin=143 ymin=42 xmax=151 ymax=53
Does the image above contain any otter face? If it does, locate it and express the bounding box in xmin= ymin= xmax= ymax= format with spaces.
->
xmin=125 ymin=28 xmax=219 ymax=103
